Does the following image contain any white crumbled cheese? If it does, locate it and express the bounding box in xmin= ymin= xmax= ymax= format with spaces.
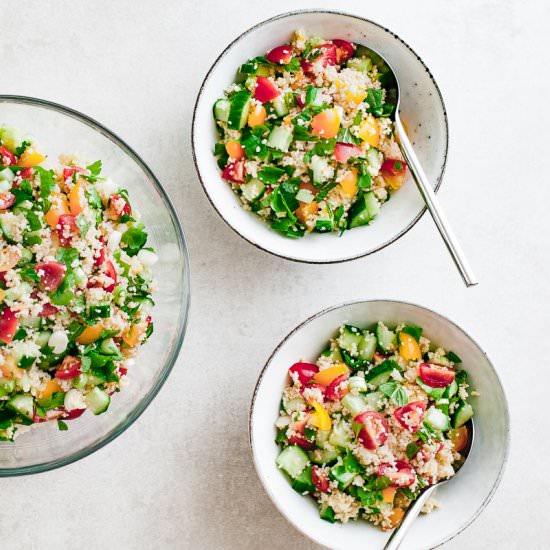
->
xmin=107 ymin=230 xmax=122 ymax=251
xmin=64 ymin=389 xmax=86 ymax=411
xmin=48 ymin=330 xmax=69 ymax=354
xmin=137 ymin=249 xmax=158 ymax=266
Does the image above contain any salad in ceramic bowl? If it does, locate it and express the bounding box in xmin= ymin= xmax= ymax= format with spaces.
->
xmin=213 ymin=30 xmax=408 ymax=238
xmin=275 ymin=321 xmax=474 ymax=531
xmin=0 ymin=125 xmax=156 ymax=440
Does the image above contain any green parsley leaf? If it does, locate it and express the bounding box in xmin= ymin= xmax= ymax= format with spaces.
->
xmin=86 ymin=160 xmax=102 ymax=177
xmin=446 ymin=351 xmax=462 ymax=364
xmin=400 ymin=325 xmax=423 ymax=342
xmin=121 ymin=226 xmax=148 ymax=256
xmin=15 ymin=140 xmax=31 ymax=157
xmin=257 ymin=166 xmax=286 ymax=184
xmin=406 ymin=441 xmax=420 ymax=459
xmin=34 ymin=167 xmax=55 ymax=199
xmin=57 ymin=419 xmax=69 ymax=431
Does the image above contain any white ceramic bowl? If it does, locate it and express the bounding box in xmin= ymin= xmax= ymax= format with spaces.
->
xmin=250 ymin=300 xmax=509 ymax=550
xmin=192 ymin=10 xmax=448 ymax=263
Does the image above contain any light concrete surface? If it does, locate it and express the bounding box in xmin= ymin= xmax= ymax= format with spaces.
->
xmin=1 ymin=0 xmax=548 ymax=548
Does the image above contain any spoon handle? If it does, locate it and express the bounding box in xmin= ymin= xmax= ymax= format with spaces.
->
xmin=383 ymin=486 xmax=436 ymax=550
xmin=395 ymin=117 xmax=478 ymax=287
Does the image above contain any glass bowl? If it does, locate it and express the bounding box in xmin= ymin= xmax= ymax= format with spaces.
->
xmin=0 ymin=96 xmax=190 ymax=475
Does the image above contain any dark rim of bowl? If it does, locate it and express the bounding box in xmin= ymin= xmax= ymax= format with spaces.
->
xmin=191 ymin=9 xmax=450 ymax=264
xmin=248 ymin=299 xmax=510 ymax=549
xmin=0 ymin=95 xmax=191 ymax=476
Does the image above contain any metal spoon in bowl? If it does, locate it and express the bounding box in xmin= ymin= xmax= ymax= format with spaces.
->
xmin=361 ymin=47 xmax=477 ymax=287
xmin=383 ymin=420 xmax=475 ymax=550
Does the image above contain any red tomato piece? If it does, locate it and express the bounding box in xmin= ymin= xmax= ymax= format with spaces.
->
xmin=0 ymin=192 xmax=15 ymax=210
xmin=301 ymin=381 xmax=326 ymax=403
xmin=288 ymin=418 xmax=316 ymax=450
xmin=393 ymin=401 xmax=427 ymax=433
xmin=20 ymin=167 xmax=35 ymax=180
xmin=377 ymin=460 xmax=416 ymax=487
xmin=55 ymin=356 xmax=82 ymax=380
xmin=63 ymin=408 xmax=86 ymax=420
xmin=56 ymin=214 xmax=79 ymax=247
xmin=93 ymin=236 xmax=106 ymax=267
xmin=38 ymin=303 xmax=60 ymax=317
xmin=266 ymin=45 xmax=293 ymax=65
xmin=354 ymin=411 xmax=389 ymax=450
xmin=312 ymin=466 xmax=330 ymax=493
xmin=0 ymin=307 xmax=18 ymax=344
xmin=418 ymin=363 xmax=456 ymax=388
xmin=289 ymin=362 xmax=319 ymax=386
xmin=334 ymin=143 xmax=362 ymax=164
xmin=0 ymin=146 xmax=16 ymax=166
xmin=301 ymin=44 xmax=337 ymax=75
xmin=0 ymin=272 xmax=6 ymax=284
xmin=254 ymin=76 xmax=281 ymax=103
xmin=332 ymin=39 xmax=356 ymax=64
xmin=63 ymin=166 xmax=88 ymax=181
xmin=34 ymin=261 xmax=67 ymax=291
xmin=103 ymin=260 xmax=117 ymax=292
xmin=325 ymin=373 xmax=349 ymax=401
xmin=381 ymin=158 xmax=407 ymax=176
xmin=222 ymin=159 xmax=245 ymax=184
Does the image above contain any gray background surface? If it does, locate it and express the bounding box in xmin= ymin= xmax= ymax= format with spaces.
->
xmin=1 ymin=0 xmax=547 ymax=548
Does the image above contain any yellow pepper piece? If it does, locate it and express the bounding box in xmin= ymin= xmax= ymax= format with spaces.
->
xmin=382 ymin=487 xmax=397 ymax=503
xmin=0 ymin=289 xmax=5 ymax=303
xmin=399 ymin=333 xmax=422 ymax=361
xmin=313 ymin=364 xmax=348 ymax=386
xmin=44 ymin=193 xmax=70 ymax=229
xmin=309 ymin=400 xmax=332 ymax=431
xmin=358 ymin=115 xmax=380 ymax=147
xmin=18 ymin=148 xmax=46 ymax=168
xmin=38 ymin=379 xmax=61 ymax=400
xmin=76 ymin=324 xmax=103 ymax=345
xmin=339 ymin=168 xmax=358 ymax=197
xmin=344 ymin=87 xmax=367 ymax=104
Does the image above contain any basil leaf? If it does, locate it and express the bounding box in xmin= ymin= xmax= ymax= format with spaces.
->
xmin=257 ymin=166 xmax=286 ymax=184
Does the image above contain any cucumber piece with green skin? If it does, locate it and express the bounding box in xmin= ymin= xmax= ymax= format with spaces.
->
xmin=0 ymin=378 xmax=16 ymax=398
xmin=86 ymin=374 xmax=105 ymax=387
xmin=227 ymin=90 xmax=252 ymax=130
xmin=319 ymin=503 xmax=336 ymax=523
xmin=72 ymin=374 xmax=88 ymax=390
xmin=365 ymin=391 xmax=384 ymax=410
xmin=267 ymin=125 xmax=293 ymax=152
xmin=348 ymin=191 xmax=380 ymax=229
xmin=241 ymin=178 xmax=265 ymax=202
xmin=20 ymin=315 xmax=41 ymax=329
xmin=342 ymin=394 xmax=369 ymax=417
xmin=424 ymin=406 xmax=451 ymax=431
xmin=321 ymin=345 xmax=343 ymax=364
xmin=358 ymin=331 xmax=377 ymax=361
xmin=35 ymin=330 xmax=51 ymax=349
xmin=291 ymin=465 xmax=315 ymax=493
xmin=99 ymin=338 xmax=121 ymax=357
xmin=85 ymin=387 xmax=110 ymax=415
xmin=276 ymin=445 xmax=309 ymax=478
xmin=365 ymin=361 xmax=397 ymax=386
xmin=4 ymin=282 xmax=33 ymax=303
xmin=338 ymin=325 xmax=363 ymax=356
xmin=443 ymin=379 xmax=458 ymax=399
xmin=283 ymin=396 xmax=305 ymax=414
xmin=214 ymin=98 xmax=229 ymax=122
xmin=452 ymin=402 xmax=474 ymax=428
xmin=348 ymin=375 xmax=367 ymax=392
xmin=346 ymin=57 xmax=373 ymax=73
xmin=328 ymin=421 xmax=351 ymax=448
xmin=18 ymin=248 xmax=33 ymax=265
xmin=376 ymin=322 xmax=396 ymax=352
xmin=0 ymin=167 xmax=14 ymax=184
xmin=0 ymin=213 xmax=22 ymax=243
xmin=272 ymin=95 xmax=289 ymax=117
xmin=367 ymin=148 xmax=382 ymax=174
xmin=330 ymin=464 xmax=355 ymax=490
xmin=309 ymin=155 xmax=330 ymax=184
xmin=416 ymin=377 xmax=446 ymax=400
xmin=6 ymin=394 xmax=34 ymax=420
xmin=309 ymin=448 xmax=339 ymax=465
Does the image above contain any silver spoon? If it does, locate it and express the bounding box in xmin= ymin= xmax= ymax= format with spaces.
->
xmin=361 ymin=47 xmax=477 ymax=287
xmin=383 ymin=420 xmax=475 ymax=550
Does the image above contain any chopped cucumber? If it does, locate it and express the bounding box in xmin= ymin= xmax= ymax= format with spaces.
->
xmin=6 ymin=394 xmax=34 ymax=420
xmin=99 ymin=338 xmax=121 ymax=357
xmin=0 ymin=167 xmax=14 ymax=183
xmin=309 ymin=448 xmax=339 ymax=465
xmin=453 ymin=402 xmax=474 ymax=429
xmin=309 ymin=154 xmax=331 ymax=184
xmin=346 ymin=57 xmax=373 ymax=73
xmin=18 ymin=248 xmax=33 ymax=265
xmin=338 ymin=325 xmax=363 ymax=356
xmin=272 ymin=95 xmax=289 ymax=117
xmin=416 ymin=377 xmax=445 ymax=400
xmin=424 ymin=406 xmax=451 ymax=431
xmin=348 ymin=191 xmax=380 ymax=229
xmin=85 ymin=387 xmax=110 ymax=415
xmin=241 ymin=178 xmax=265 ymax=202
xmin=348 ymin=375 xmax=367 ymax=392
xmin=35 ymin=330 xmax=51 ymax=349
xmin=86 ymin=374 xmax=105 ymax=387
xmin=443 ymin=380 xmax=458 ymax=399
xmin=20 ymin=315 xmax=41 ymax=329
xmin=72 ymin=374 xmax=88 ymax=390
xmin=329 ymin=421 xmax=351 ymax=448
xmin=4 ymin=282 xmax=32 ymax=303
xmin=0 ymin=378 xmax=16 ymax=398
xmin=0 ymin=213 xmax=22 ymax=243
xmin=267 ymin=125 xmax=293 ymax=152
xmin=365 ymin=361 xmax=396 ymax=386
xmin=322 ymin=345 xmax=343 ymax=364
xmin=342 ymin=394 xmax=369 ymax=417
xmin=283 ymin=396 xmax=305 ymax=414
xmin=365 ymin=391 xmax=384 ymax=410
xmin=227 ymin=90 xmax=252 ymax=130
xmin=319 ymin=503 xmax=336 ymax=523
xmin=330 ymin=464 xmax=355 ymax=490
xmin=367 ymin=148 xmax=382 ymax=174
xmin=358 ymin=331 xmax=377 ymax=361
xmin=276 ymin=445 xmax=309 ymax=478
xmin=291 ymin=465 xmax=315 ymax=493
xmin=376 ymin=322 xmax=396 ymax=352
xmin=213 ymin=99 xmax=231 ymax=122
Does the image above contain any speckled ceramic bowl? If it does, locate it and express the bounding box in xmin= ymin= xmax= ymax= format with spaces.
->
xmin=192 ymin=10 xmax=448 ymax=263
xmin=250 ymin=300 xmax=509 ymax=549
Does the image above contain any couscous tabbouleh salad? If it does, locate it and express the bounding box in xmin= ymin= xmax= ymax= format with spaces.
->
xmin=213 ymin=30 xmax=408 ymax=238
xmin=0 ymin=126 xmax=156 ymax=440
xmin=275 ymin=322 xmax=474 ymax=530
